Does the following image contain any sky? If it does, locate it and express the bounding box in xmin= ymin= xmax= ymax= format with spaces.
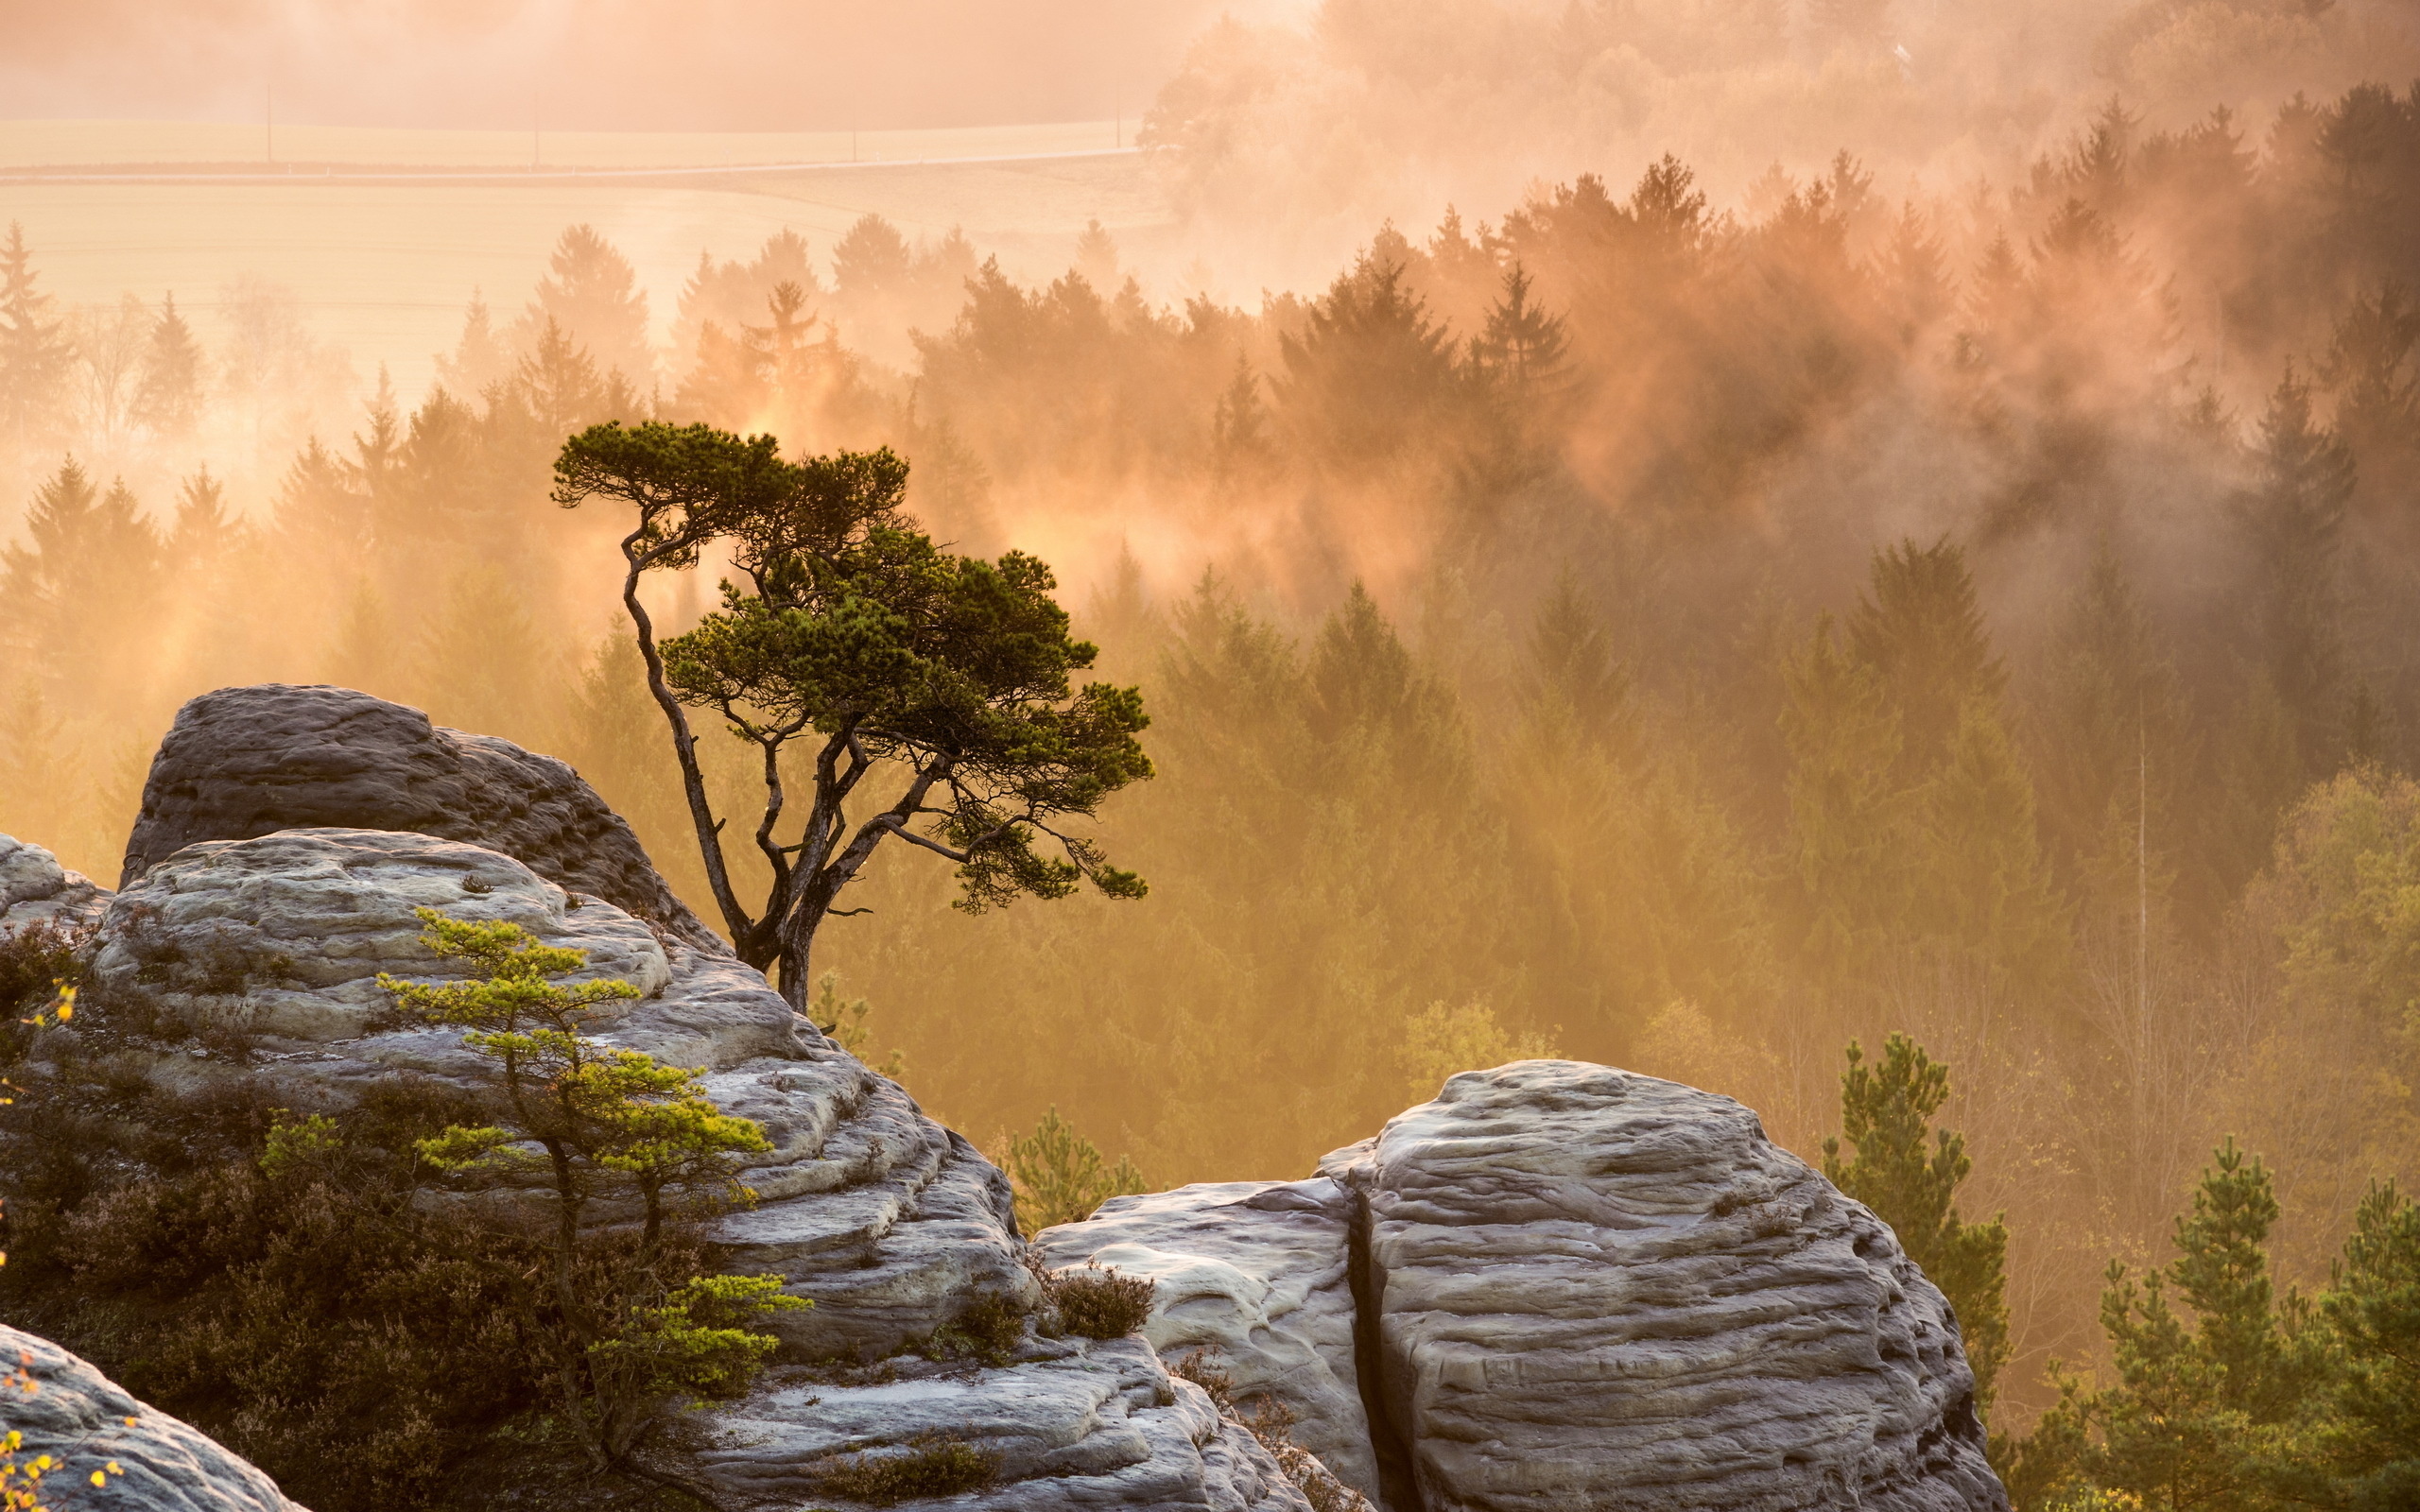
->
xmin=0 ymin=0 xmax=1311 ymax=132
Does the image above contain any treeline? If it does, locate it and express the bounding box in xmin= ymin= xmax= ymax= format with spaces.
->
xmin=5 ymin=78 xmax=2420 ymax=1451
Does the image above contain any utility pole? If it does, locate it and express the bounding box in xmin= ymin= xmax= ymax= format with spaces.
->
xmin=266 ymin=83 xmax=274 ymax=164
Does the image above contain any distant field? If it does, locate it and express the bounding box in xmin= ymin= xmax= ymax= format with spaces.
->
xmin=0 ymin=121 xmax=1167 ymax=400
xmin=0 ymin=118 xmax=1133 ymax=169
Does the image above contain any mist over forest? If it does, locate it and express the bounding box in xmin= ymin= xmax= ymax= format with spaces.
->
xmin=6 ymin=1 xmax=2420 ymax=1507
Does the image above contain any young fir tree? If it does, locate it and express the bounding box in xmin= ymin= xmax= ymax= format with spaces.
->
xmin=1822 ymin=1035 xmax=2013 ymax=1421
xmin=552 ymin=421 xmax=1153 ymax=1005
xmin=131 ymin=292 xmax=206 ymax=440
xmin=380 ymin=911 xmax=803 ymax=1465
xmin=1005 ymin=1107 xmax=1148 ymax=1233
xmin=2014 ymin=1140 xmax=2310 ymax=1512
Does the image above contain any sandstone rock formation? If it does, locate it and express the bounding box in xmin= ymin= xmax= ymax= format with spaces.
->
xmin=0 ymin=833 xmax=108 ymax=934
xmin=64 ymin=822 xmax=1310 ymax=1508
xmin=1033 ymin=1179 xmax=1376 ymax=1503
xmin=696 ymin=1336 xmax=1311 ymax=1512
xmin=7 ymin=691 xmax=2012 ymax=1512
xmin=117 ymin=684 xmax=722 ymax=953
xmin=0 ymin=1322 xmax=307 ymax=1511
xmin=1045 ymin=1062 xmax=2009 ymax=1512
xmin=82 ymin=824 xmax=1027 ymax=1358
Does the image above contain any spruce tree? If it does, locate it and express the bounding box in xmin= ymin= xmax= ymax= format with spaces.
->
xmin=433 ymin=290 xmax=512 ymax=400
xmin=2238 ymin=363 xmax=2356 ymax=775
xmin=0 ymin=460 xmax=164 ymax=696
xmin=521 ymin=225 xmax=652 ymax=391
xmin=1782 ymin=614 xmax=1907 ymax=985
xmin=0 ymin=222 xmax=73 ymax=450
xmin=1276 ymin=249 xmax=1458 ymax=462
xmin=1823 ymin=1034 xmax=2013 ymax=1419
xmin=1208 ymin=353 xmax=1274 ymax=489
xmin=832 ymin=215 xmax=914 ymax=302
xmin=1470 ymin=263 xmax=1570 ymax=399
xmin=1846 ymin=537 xmax=2008 ymax=780
xmin=2321 ymin=1181 xmax=2420 ymax=1504
xmin=169 ymin=466 xmax=237 ymax=562
xmin=132 ymin=291 xmax=206 ymax=440
xmin=2014 ymin=1141 xmax=2309 ymax=1511
xmin=1915 ymin=699 xmax=2069 ymax=989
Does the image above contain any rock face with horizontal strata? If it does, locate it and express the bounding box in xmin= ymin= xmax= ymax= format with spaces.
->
xmin=82 ymin=825 xmax=1030 ymax=1359
xmin=1034 ymin=1179 xmax=1378 ymax=1503
xmin=0 ymin=1322 xmax=308 ymax=1512
xmin=0 ymin=833 xmax=109 ymax=935
xmin=1315 ymin=1060 xmax=2008 ymax=1512
xmin=117 ymin=683 xmax=722 ymax=953
xmin=696 ymin=1336 xmax=1310 ymax=1512
xmin=65 ymin=824 xmax=1308 ymax=1510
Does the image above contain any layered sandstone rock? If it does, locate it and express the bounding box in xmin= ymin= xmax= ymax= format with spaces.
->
xmin=1035 ymin=1061 xmax=2007 ymax=1512
xmin=1033 ymin=1179 xmax=1378 ymax=1503
xmin=0 ymin=833 xmax=109 ymax=934
xmin=0 ymin=1323 xmax=308 ymax=1512
xmin=83 ymin=825 xmax=1029 ymax=1358
xmin=8 ymin=686 xmax=2013 ymax=1512
xmin=696 ymin=1336 xmax=1310 ymax=1512
xmin=1325 ymin=1062 xmax=2002 ymax=1512
xmin=117 ymin=684 xmax=721 ymax=953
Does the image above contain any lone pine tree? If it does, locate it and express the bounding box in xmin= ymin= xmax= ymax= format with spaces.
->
xmin=552 ymin=421 xmax=1153 ymax=1005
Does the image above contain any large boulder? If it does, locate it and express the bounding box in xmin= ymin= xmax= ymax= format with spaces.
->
xmin=0 ymin=833 xmax=109 ymax=935
xmin=117 ymin=684 xmax=722 ymax=954
xmin=0 ymin=1322 xmax=308 ymax=1511
xmin=696 ymin=1336 xmax=1311 ymax=1512
xmin=1033 ymin=1179 xmax=1377 ymax=1503
xmin=1043 ymin=1062 xmax=2009 ymax=1512
xmin=82 ymin=825 xmax=1028 ymax=1357
xmin=66 ymin=823 xmax=1309 ymax=1511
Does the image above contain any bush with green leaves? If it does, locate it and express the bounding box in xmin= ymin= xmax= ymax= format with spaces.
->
xmin=804 ymin=1435 xmax=998 ymax=1506
xmin=1045 ymin=1263 xmax=1156 ymax=1340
